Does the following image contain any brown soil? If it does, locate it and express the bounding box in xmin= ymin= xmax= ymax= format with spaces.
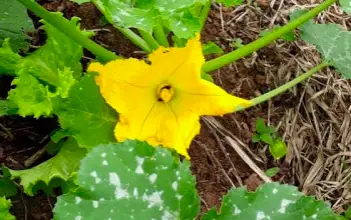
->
xmin=1 ymin=0 xmax=349 ymax=219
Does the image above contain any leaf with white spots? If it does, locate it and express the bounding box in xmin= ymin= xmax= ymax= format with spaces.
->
xmin=298 ymin=20 xmax=351 ymax=79
xmin=91 ymin=0 xmax=207 ymax=40
xmin=202 ymin=183 xmax=339 ymax=220
xmin=53 ymin=140 xmax=199 ymax=220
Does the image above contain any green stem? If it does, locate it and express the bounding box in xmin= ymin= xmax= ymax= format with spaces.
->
xmin=203 ymin=0 xmax=336 ymax=72
xmin=234 ymin=62 xmax=329 ymax=112
xmin=199 ymin=0 xmax=211 ymax=31
xmin=117 ymin=27 xmax=152 ymax=53
xmin=154 ymin=25 xmax=169 ymax=47
xmin=16 ymin=0 xmax=119 ymax=62
xmin=139 ymin=30 xmax=160 ymax=51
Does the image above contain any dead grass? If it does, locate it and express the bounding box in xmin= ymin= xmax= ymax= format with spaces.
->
xmin=206 ymin=0 xmax=351 ymax=212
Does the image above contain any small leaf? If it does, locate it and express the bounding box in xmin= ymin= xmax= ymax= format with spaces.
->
xmin=345 ymin=206 xmax=351 ymax=218
xmin=297 ymin=17 xmax=351 ymax=79
xmin=260 ymin=133 xmax=274 ymax=145
xmin=0 ymin=39 xmax=22 ymax=75
xmin=216 ymin=0 xmax=243 ymax=7
xmin=255 ymin=118 xmax=267 ymax=134
xmin=340 ymin=0 xmax=351 ymax=15
xmin=201 ymin=72 xmax=214 ymax=82
xmin=265 ymin=167 xmax=280 ymax=177
xmin=269 ymin=139 xmax=287 ymax=160
xmin=252 ymin=134 xmax=261 ymax=143
xmin=232 ymin=38 xmax=244 ymax=49
xmin=0 ymin=100 xmax=18 ymax=117
xmin=202 ymin=41 xmax=224 ymax=55
xmin=54 ymin=140 xmax=200 ymax=219
xmin=0 ymin=0 xmax=34 ymax=52
xmin=9 ymin=138 xmax=86 ymax=196
xmin=202 ymin=182 xmax=339 ymax=220
xmin=266 ymin=125 xmax=276 ymax=134
xmin=57 ymin=74 xmax=118 ymax=148
xmin=0 ymin=197 xmax=15 ymax=220
xmin=0 ymin=177 xmax=17 ymax=197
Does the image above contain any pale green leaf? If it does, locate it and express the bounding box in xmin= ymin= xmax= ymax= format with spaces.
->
xmin=203 ymin=41 xmax=224 ymax=55
xmin=0 ymin=39 xmax=22 ymax=75
xmin=265 ymin=167 xmax=280 ymax=177
xmin=9 ymin=138 xmax=86 ymax=196
xmin=340 ymin=0 xmax=351 ymax=15
xmin=202 ymin=183 xmax=338 ymax=220
xmin=299 ymin=22 xmax=351 ymax=79
xmin=57 ymin=74 xmax=118 ymax=148
xmin=54 ymin=140 xmax=199 ymax=220
xmin=91 ymin=0 xmax=207 ymax=39
xmin=7 ymin=72 xmax=54 ymax=118
xmin=0 ymin=197 xmax=15 ymax=220
xmin=269 ymin=139 xmax=287 ymax=160
xmin=0 ymin=0 xmax=34 ymax=52
xmin=216 ymin=0 xmax=243 ymax=7
xmin=70 ymin=0 xmax=91 ymax=4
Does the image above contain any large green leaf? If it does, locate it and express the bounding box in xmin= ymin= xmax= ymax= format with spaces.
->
xmin=9 ymin=138 xmax=87 ymax=196
xmin=0 ymin=0 xmax=34 ymax=52
xmin=202 ymin=183 xmax=338 ymax=220
xmin=0 ymin=39 xmax=22 ymax=75
xmin=340 ymin=0 xmax=351 ymax=14
xmin=54 ymin=140 xmax=200 ymax=220
xmin=299 ymin=21 xmax=351 ymax=79
xmin=57 ymin=74 xmax=118 ymax=148
xmin=0 ymin=197 xmax=15 ymax=220
xmin=91 ymin=0 xmax=207 ymax=39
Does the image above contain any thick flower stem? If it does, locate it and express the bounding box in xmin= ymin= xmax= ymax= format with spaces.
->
xmin=203 ymin=0 xmax=336 ymax=72
xmin=139 ymin=30 xmax=160 ymax=51
xmin=117 ymin=27 xmax=152 ymax=53
xmin=154 ymin=25 xmax=170 ymax=47
xmin=16 ymin=0 xmax=119 ymax=62
xmin=234 ymin=62 xmax=329 ymax=112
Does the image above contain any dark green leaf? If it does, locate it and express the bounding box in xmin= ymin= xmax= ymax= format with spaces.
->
xmin=0 ymin=178 xmax=17 ymax=197
xmin=265 ymin=167 xmax=280 ymax=177
xmin=260 ymin=133 xmax=274 ymax=145
xmin=0 ymin=100 xmax=18 ymax=117
xmin=0 ymin=0 xmax=34 ymax=52
xmin=202 ymin=41 xmax=224 ymax=55
xmin=54 ymin=140 xmax=200 ymax=219
xmin=202 ymin=182 xmax=338 ymax=220
xmin=269 ymin=139 xmax=287 ymax=160
xmin=57 ymin=74 xmax=118 ymax=148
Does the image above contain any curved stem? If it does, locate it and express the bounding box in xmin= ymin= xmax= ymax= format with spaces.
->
xmin=117 ymin=27 xmax=152 ymax=53
xmin=234 ymin=62 xmax=329 ymax=112
xmin=139 ymin=30 xmax=160 ymax=51
xmin=154 ymin=25 xmax=169 ymax=47
xmin=16 ymin=0 xmax=119 ymax=62
xmin=203 ymin=0 xmax=336 ymax=72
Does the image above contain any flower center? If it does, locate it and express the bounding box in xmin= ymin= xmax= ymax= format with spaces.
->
xmin=157 ymin=85 xmax=174 ymax=103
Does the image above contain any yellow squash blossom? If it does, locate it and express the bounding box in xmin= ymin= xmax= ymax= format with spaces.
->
xmin=88 ymin=35 xmax=252 ymax=159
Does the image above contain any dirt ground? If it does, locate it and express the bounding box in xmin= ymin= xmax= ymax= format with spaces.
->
xmin=1 ymin=0 xmax=350 ymax=219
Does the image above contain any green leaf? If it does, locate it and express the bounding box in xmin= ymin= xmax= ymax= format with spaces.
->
xmin=0 ymin=197 xmax=15 ymax=220
xmin=0 ymin=0 xmax=34 ymax=52
xmin=255 ymin=118 xmax=267 ymax=134
xmin=202 ymin=182 xmax=339 ymax=220
xmin=265 ymin=167 xmax=280 ymax=177
xmin=201 ymin=71 xmax=214 ymax=82
xmin=0 ymin=100 xmax=18 ymax=117
xmin=9 ymin=138 xmax=86 ymax=196
xmin=7 ymin=72 xmax=55 ymax=118
xmin=216 ymin=0 xmax=243 ymax=7
xmin=0 ymin=177 xmax=17 ymax=197
xmin=266 ymin=125 xmax=276 ymax=134
xmin=260 ymin=133 xmax=274 ymax=145
xmin=299 ymin=22 xmax=351 ymax=79
xmin=252 ymin=134 xmax=261 ymax=143
xmin=54 ymin=140 xmax=200 ymax=220
xmin=345 ymin=206 xmax=351 ymax=219
xmin=0 ymin=39 xmax=22 ymax=75
xmin=202 ymin=41 xmax=224 ymax=55
xmin=91 ymin=0 xmax=207 ymax=39
xmin=57 ymin=74 xmax=118 ymax=148
xmin=340 ymin=0 xmax=351 ymax=15
xmin=269 ymin=139 xmax=287 ymax=160
xmin=71 ymin=0 xmax=91 ymax=4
